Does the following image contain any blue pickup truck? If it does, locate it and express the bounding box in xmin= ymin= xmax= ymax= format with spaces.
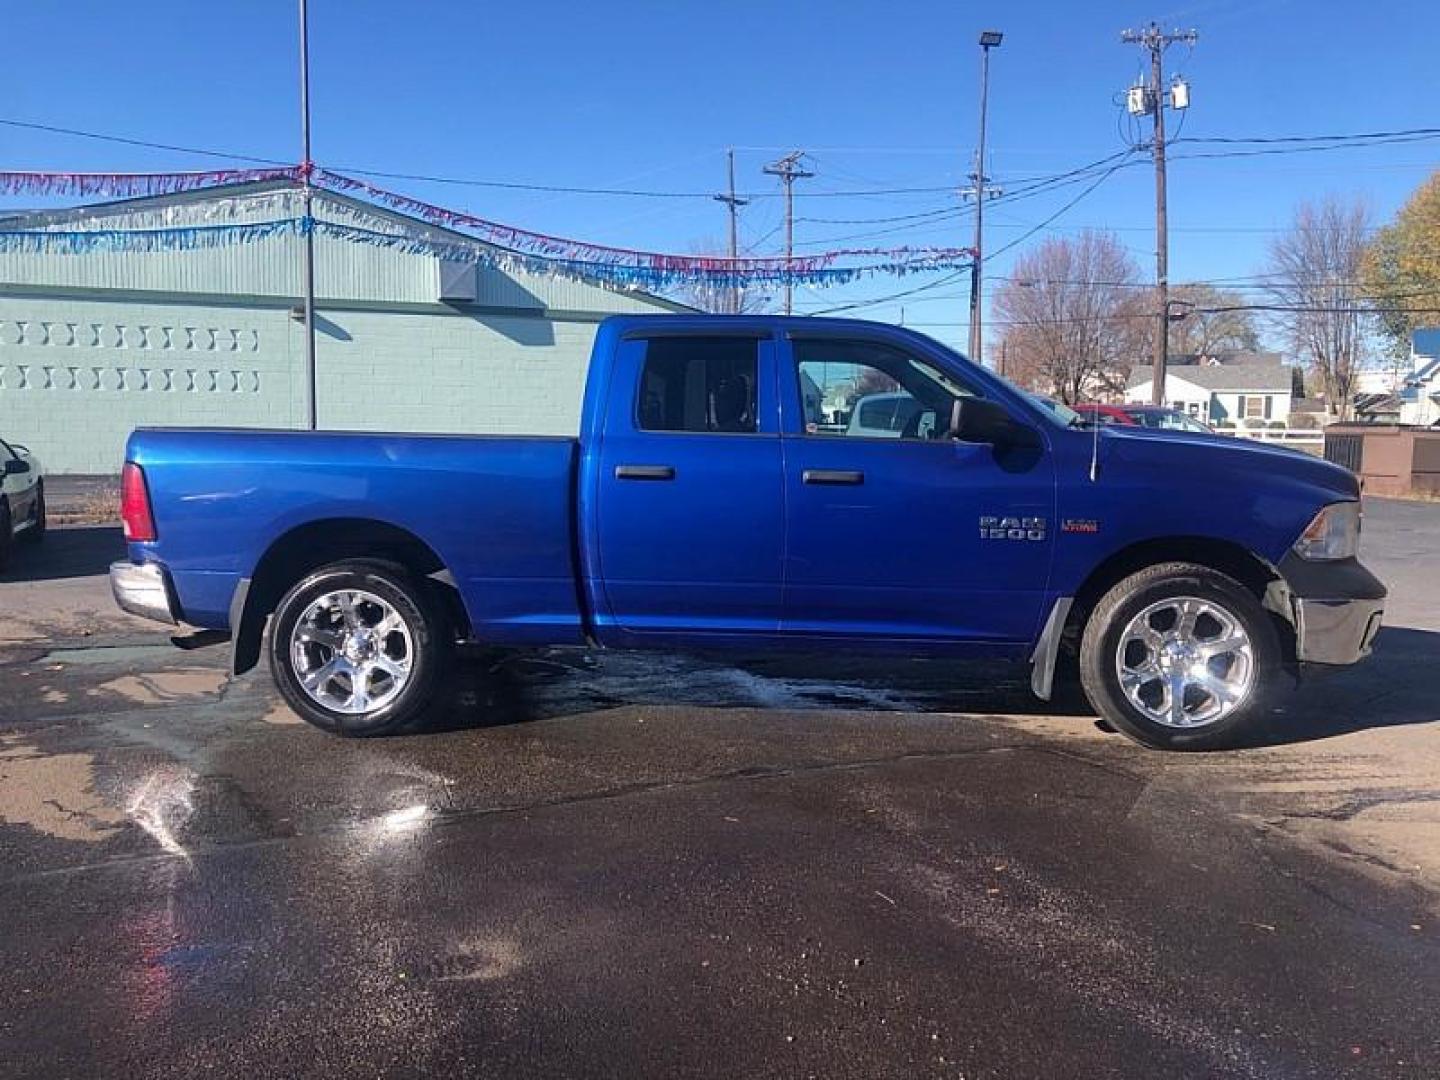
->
xmin=111 ymin=315 xmax=1385 ymax=750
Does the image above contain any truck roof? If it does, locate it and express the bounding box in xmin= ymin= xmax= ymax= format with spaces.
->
xmin=596 ymin=313 xmax=959 ymax=346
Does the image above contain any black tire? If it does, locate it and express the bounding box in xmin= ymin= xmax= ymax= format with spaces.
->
xmin=1079 ymin=561 xmax=1281 ymax=751
xmin=267 ymin=559 xmax=450 ymax=736
xmin=19 ymin=482 xmax=45 ymax=544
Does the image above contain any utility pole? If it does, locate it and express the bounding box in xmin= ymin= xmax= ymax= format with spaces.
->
xmin=763 ymin=151 xmax=814 ymax=315
xmin=714 ymin=148 xmax=749 ymax=314
xmin=965 ymin=30 xmax=1004 ymax=368
xmin=1121 ymin=22 xmax=1196 ymax=406
xmin=298 ymin=0 xmax=318 ymax=429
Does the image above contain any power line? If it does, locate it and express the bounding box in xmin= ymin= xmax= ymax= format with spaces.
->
xmin=800 ymin=160 xmax=1132 ymax=318
xmin=797 ymin=206 xmax=959 ymax=226
xmin=5 ymin=112 xmax=1438 ymax=202
xmin=806 ymin=270 xmax=971 ymax=316
xmin=982 ymin=160 xmax=1134 ymax=264
xmin=1178 ymin=126 xmax=1440 ymax=146
xmin=0 ymin=116 xmax=288 ymax=166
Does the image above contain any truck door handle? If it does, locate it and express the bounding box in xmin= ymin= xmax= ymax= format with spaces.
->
xmin=615 ymin=465 xmax=676 ymax=481
xmin=803 ymin=469 xmax=864 ymax=486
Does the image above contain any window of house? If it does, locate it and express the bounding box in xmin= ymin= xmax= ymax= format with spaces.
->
xmin=794 ymin=339 xmax=974 ymax=440
xmin=636 ymin=337 xmax=759 ymax=433
xmin=1242 ymin=395 xmax=1272 ymax=420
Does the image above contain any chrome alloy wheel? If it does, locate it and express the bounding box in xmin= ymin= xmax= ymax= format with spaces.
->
xmin=1114 ymin=596 xmax=1255 ymax=729
xmin=288 ymin=589 xmax=414 ymax=715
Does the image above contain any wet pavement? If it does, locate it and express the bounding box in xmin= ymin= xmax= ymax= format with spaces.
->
xmin=1 ymin=500 xmax=1438 ymax=1078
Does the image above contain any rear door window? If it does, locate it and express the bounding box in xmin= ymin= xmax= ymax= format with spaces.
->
xmin=637 ymin=338 xmax=759 ymax=433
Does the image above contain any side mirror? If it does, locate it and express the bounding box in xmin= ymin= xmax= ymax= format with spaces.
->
xmin=949 ymin=397 xmax=1019 ymax=444
xmin=3 ymin=458 xmax=29 ymax=476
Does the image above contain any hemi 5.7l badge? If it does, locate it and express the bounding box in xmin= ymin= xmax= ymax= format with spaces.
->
xmin=1061 ymin=518 xmax=1101 ymax=534
xmin=979 ymin=516 xmax=1047 ymax=541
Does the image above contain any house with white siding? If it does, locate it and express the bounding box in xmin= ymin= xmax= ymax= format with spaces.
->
xmin=1400 ymin=328 xmax=1440 ymax=426
xmin=1124 ymin=363 xmax=1294 ymax=427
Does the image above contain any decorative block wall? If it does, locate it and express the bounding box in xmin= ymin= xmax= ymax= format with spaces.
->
xmin=0 ymin=296 xmax=599 ymax=473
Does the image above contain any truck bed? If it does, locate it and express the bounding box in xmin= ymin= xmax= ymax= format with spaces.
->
xmin=125 ymin=428 xmax=587 ymax=645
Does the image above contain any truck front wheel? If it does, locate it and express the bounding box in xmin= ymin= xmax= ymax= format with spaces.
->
xmin=1079 ymin=562 xmax=1281 ymax=750
xmin=268 ymin=559 xmax=449 ymax=736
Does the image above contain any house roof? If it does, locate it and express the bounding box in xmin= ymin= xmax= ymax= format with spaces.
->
xmin=1127 ymin=364 xmax=1293 ymax=392
xmin=1412 ymin=327 xmax=1440 ymax=359
xmin=1355 ymin=392 xmax=1402 ymax=415
xmin=1170 ymin=351 xmax=1283 ymax=367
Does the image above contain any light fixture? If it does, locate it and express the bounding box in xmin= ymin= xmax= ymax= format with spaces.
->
xmin=979 ymin=29 xmax=1003 ymax=47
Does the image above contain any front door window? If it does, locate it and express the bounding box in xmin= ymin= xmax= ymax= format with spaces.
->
xmin=794 ymin=339 xmax=974 ymax=441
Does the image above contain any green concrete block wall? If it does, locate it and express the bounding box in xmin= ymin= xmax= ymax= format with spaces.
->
xmin=0 ymin=296 xmax=602 ymax=473
xmin=0 ymin=296 xmax=305 ymax=473
xmin=312 ymin=310 xmax=597 ymax=436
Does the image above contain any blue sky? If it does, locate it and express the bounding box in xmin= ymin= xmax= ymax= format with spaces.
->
xmin=2 ymin=0 xmax=1437 ymax=353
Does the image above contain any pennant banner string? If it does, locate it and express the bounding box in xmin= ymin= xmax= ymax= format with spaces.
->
xmin=0 ymin=169 xmax=975 ymax=285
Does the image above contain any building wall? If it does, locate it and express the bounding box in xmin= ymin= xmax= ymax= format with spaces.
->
xmin=311 ymin=307 xmax=598 ymax=437
xmin=0 ymin=295 xmax=303 ymax=473
xmin=0 ymin=293 xmax=606 ymax=473
xmin=0 ymin=194 xmax=678 ymax=473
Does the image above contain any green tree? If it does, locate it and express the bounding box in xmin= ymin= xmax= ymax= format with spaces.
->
xmin=1364 ymin=171 xmax=1440 ymax=359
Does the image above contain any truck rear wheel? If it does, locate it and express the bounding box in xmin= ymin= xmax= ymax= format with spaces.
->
xmin=1079 ymin=562 xmax=1281 ymax=751
xmin=267 ymin=559 xmax=449 ymax=736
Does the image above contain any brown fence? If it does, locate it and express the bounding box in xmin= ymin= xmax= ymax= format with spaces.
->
xmin=1324 ymin=424 xmax=1440 ymax=497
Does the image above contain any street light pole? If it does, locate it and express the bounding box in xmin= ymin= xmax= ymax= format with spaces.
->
xmin=298 ymin=0 xmax=318 ymax=430
xmin=967 ymin=30 xmax=1003 ymax=367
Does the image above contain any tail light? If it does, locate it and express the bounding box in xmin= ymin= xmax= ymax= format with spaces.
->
xmin=120 ymin=462 xmax=157 ymax=542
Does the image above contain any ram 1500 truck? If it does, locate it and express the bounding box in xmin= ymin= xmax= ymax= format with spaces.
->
xmin=110 ymin=315 xmax=1385 ymax=750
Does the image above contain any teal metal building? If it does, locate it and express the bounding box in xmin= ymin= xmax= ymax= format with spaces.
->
xmin=0 ymin=181 xmax=684 ymax=474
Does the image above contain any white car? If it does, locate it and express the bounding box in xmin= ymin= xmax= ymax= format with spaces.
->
xmin=0 ymin=437 xmax=45 ymax=565
xmin=845 ymin=392 xmax=938 ymax=439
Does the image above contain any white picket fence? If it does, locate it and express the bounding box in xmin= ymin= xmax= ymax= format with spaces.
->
xmin=1216 ymin=427 xmax=1325 ymax=448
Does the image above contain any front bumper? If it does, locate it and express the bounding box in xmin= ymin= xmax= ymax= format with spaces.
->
xmin=110 ymin=560 xmax=179 ymax=625
xmin=1275 ymin=553 xmax=1386 ymax=666
xmin=1293 ymin=595 xmax=1384 ymax=664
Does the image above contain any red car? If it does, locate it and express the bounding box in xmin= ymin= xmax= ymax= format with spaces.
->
xmin=1073 ymin=403 xmax=1214 ymax=433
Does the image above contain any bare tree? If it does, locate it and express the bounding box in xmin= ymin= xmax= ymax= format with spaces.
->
xmin=992 ymin=230 xmax=1145 ymax=403
xmin=673 ymin=240 xmax=771 ymax=314
xmin=1266 ymin=197 xmax=1371 ymax=420
xmin=1166 ymin=283 xmax=1261 ymax=358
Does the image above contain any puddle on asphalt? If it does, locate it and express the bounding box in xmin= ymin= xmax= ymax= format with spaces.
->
xmin=38 ymin=644 xmax=178 ymax=667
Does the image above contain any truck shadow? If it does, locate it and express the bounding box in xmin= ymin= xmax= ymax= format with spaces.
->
xmin=429 ymin=649 xmax=1097 ymax=733
xmin=1248 ymin=625 xmax=1440 ymax=747
xmin=425 ymin=626 xmax=1440 ymax=749
xmin=0 ymin=526 xmax=124 ymax=583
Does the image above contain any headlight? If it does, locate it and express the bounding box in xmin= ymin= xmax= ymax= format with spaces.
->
xmin=1293 ymin=501 xmax=1360 ymax=561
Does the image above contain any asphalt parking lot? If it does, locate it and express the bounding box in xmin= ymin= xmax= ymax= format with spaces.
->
xmin=1 ymin=498 xmax=1438 ymax=1078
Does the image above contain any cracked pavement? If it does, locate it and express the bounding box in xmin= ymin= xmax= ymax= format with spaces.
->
xmin=1 ymin=499 xmax=1438 ymax=1078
